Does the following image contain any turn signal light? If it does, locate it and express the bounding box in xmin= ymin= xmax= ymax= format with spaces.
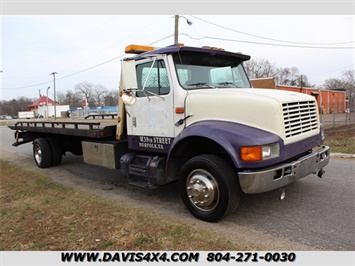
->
xmin=175 ymin=107 xmax=185 ymax=114
xmin=240 ymin=146 xmax=262 ymax=161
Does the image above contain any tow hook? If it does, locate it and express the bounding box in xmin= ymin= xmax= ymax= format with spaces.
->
xmin=278 ymin=188 xmax=286 ymax=201
xmin=317 ymin=168 xmax=325 ymax=178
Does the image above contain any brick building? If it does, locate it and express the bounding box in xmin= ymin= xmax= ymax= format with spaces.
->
xmin=250 ymin=78 xmax=347 ymax=114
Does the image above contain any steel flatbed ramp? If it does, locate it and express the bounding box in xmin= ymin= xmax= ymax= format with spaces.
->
xmin=9 ymin=120 xmax=117 ymax=139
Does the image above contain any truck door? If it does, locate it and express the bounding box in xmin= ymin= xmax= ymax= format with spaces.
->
xmin=123 ymin=56 xmax=175 ymax=154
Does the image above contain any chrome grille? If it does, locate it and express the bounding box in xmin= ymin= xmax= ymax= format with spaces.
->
xmin=283 ymin=101 xmax=318 ymax=138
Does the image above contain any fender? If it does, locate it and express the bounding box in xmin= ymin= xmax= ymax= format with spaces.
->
xmin=167 ymin=120 xmax=283 ymax=173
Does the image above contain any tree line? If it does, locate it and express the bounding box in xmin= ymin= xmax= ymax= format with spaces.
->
xmin=56 ymin=82 xmax=118 ymax=108
xmin=245 ymin=58 xmax=354 ymax=91
xmin=0 ymin=83 xmax=119 ymax=117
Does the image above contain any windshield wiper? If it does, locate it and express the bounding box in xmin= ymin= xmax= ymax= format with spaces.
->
xmin=217 ymin=82 xmax=239 ymax=88
xmin=186 ymin=82 xmax=215 ymax=89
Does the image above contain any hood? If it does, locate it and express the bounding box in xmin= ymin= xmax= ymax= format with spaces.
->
xmin=184 ymin=88 xmax=319 ymax=143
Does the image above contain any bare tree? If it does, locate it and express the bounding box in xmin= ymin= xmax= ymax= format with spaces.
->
xmin=323 ymin=69 xmax=355 ymax=112
xmin=56 ymin=91 xmax=66 ymax=105
xmin=245 ymin=58 xmax=313 ymax=87
xmin=57 ymin=90 xmax=83 ymax=107
xmin=104 ymin=90 xmax=119 ymax=106
xmin=275 ymin=67 xmax=297 ymax=86
xmin=274 ymin=66 xmax=313 ymax=87
xmin=74 ymin=82 xmax=94 ymax=106
xmin=342 ymin=70 xmax=354 ymax=91
xmin=343 ymin=70 xmax=355 ymax=113
xmin=322 ymin=78 xmax=345 ymax=90
xmin=244 ymin=58 xmax=277 ymax=79
xmin=92 ymin=84 xmax=108 ymax=106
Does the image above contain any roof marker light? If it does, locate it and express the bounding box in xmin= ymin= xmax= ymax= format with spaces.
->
xmin=202 ymin=46 xmax=225 ymax=51
xmin=125 ymin=44 xmax=156 ymax=54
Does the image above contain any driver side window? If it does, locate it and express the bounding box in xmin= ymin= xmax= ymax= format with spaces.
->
xmin=136 ymin=60 xmax=170 ymax=97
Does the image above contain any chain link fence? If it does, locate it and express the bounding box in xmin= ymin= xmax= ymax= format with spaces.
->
xmin=321 ymin=112 xmax=355 ymax=129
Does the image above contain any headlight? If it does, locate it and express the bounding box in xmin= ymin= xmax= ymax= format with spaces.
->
xmin=241 ymin=143 xmax=280 ymax=162
xmin=262 ymin=146 xmax=272 ymax=157
xmin=263 ymin=143 xmax=280 ymax=160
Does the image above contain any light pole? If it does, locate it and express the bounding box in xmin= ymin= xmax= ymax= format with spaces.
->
xmin=46 ymin=86 xmax=50 ymax=119
xmin=50 ymin=72 xmax=57 ymax=120
xmin=174 ymin=15 xmax=193 ymax=44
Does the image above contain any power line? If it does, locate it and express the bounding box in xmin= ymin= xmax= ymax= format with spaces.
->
xmin=57 ymin=54 xmax=125 ymax=81
xmin=191 ymin=15 xmax=354 ymax=46
xmin=148 ymin=34 xmax=174 ymax=46
xmin=2 ymin=28 xmax=353 ymax=92
xmin=57 ymin=16 xmax=167 ymax=75
xmin=180 ymin=33 xmax=355 ymax=49
xmin=58 ymin=34 xmax=174 ymax=80
xmin=1 ymin=80 xmax=52 ymax=90
xmin=1 ymin=34 xmax=174 ymax=90
xmin=308 ymin=64 xmax=355 ymax=77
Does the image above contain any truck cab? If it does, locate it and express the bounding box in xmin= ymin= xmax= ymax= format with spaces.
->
xmin=119 ymin=45 xmax=252 ymax=147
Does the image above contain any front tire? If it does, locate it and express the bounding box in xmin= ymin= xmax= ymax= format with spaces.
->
xmin=179 ymin=154 xmax=240 ymax=222
xmin=33 ymin=138 xmax=52 ymax=168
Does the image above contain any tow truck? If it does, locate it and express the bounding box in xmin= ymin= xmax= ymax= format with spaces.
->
xmin=9 ymin=44 xmax=330 ymax=222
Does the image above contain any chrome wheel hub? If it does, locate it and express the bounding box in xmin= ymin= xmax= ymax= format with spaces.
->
xmin=186 ymin=169 xmax=219 ymax=212
xmin=34 ymin=144 xmax=42 ymax=164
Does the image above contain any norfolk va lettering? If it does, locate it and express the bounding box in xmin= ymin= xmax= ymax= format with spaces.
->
xmin=138 ymin=136 xmax=172 ymax=151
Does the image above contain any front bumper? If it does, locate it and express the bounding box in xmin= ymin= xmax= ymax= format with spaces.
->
xmin=238 ymin=145 xmax=330 ymax=194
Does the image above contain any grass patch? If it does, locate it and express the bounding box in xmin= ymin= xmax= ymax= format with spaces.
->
xmin=324 ymin=125 xmax=355 ymax=154
xmin=0 ymin=159 xmax=261 ymax=251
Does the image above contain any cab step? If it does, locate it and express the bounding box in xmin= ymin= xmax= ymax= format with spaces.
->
xmin=128 ymin=179 xmax=156 ymax=189
xmin=120 ymin=153 xmax=167 ymax=186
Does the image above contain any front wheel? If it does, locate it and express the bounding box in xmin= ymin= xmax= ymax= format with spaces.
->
xmin=179 ymin=154 xmax=240 ymax=222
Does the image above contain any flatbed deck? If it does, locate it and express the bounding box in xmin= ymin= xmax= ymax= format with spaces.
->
xmin=8 ymin=119 xmax=118 ymax=146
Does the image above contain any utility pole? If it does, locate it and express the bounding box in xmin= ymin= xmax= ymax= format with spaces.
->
xmin=174 ymin=15 xmax=193 ymax=44
xmin=46 ymin=86 xmax=50 ymax=119
xmin=174 ymin=15 xmax=179 ymax=45
xmin=50 ymin=72 xmax=57 ymax=120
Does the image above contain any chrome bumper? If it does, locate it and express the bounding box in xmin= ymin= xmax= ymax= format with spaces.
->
xmin=238 ymin=146 xmax=330 ymax=194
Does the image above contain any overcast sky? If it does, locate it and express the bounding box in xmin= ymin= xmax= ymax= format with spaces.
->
xmin=1 ymin=14 xmax=354 ymax=101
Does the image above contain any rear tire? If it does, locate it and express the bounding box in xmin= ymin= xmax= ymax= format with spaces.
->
xmin=47 ymin=138 xmax=62 ymax=166
xmin=33 ymin=138 xmax=52 ymax=168
xmin=179 ymin=154 xmax=240 ymax=222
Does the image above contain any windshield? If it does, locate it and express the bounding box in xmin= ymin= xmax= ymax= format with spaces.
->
xmin=173 ymin=52 xmax=251 ymax=90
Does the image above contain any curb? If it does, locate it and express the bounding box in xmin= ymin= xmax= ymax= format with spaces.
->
xmin=330 ymin=153 xmax=355 ymax=159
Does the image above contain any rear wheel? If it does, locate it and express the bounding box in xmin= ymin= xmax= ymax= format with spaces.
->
xmin=179 ymin=154 xmax=240 ymax=222
xmin=47 ymin=138 xmax=62 ymax=166
xmin=33 ymin=138 xmax=52 ymax=168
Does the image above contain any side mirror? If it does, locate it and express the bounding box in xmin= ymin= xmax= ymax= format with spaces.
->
xmin=121 ymin=93 xmax=137 ymax=106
